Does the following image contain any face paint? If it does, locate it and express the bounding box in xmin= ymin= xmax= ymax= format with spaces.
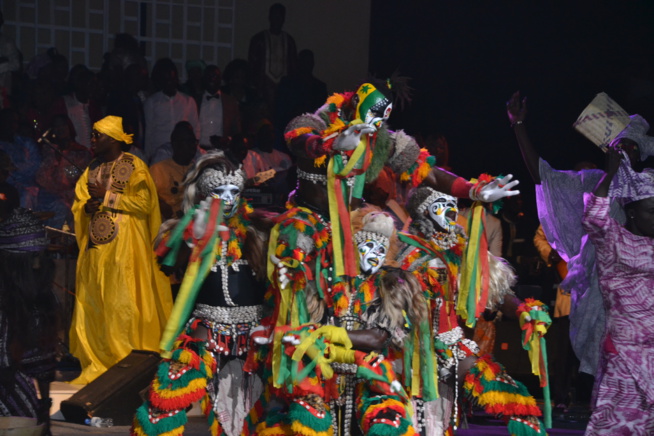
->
xmin=427 ymin=195 xmax=458 ymax=232
xmin=357 ymin=238 xmax=387 ymax=276
xmin=211 ymin=184 xmax=241 ymax=217
xmin=355 ymin=83 xmax=392 ymax=129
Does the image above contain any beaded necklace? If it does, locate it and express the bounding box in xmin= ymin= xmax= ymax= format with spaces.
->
xmin=209 ymin=200 xmax=253 ymax=306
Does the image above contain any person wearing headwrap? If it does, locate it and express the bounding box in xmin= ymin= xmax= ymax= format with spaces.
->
xmin=582 ymin=147 xmax=654 ymax=434
xmin=507 ymin=91 xmax=654 ymax=382
xmin=0 ymin=208 xmax=57 ymax=433
xmin=69 ymin=115 xmax=173 ymax=384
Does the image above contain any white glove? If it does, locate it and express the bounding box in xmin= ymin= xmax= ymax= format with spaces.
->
xmin=333 ymin=123 xmax=377 ymax=151
xmin=270 ymin=254 xmax=290 ymax=289
xmin=192 ymin=197 xmax=212 ymax=239
xmin=476 ymin=174 xmax=520 ymax=202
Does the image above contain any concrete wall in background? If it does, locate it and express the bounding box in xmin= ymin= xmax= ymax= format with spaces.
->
xmin=234 ymin=0 xmax=371 ymax=93
xmin=0 ymin=0 xmax=370 ymax=93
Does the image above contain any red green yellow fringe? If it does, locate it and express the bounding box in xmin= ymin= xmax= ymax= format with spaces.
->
xmin=463 ymin=355 xmax=542 ymax=418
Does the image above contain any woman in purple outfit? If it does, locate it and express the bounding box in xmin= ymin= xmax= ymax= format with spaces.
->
xmin=582 ymin=146 xmax=654 ymax=435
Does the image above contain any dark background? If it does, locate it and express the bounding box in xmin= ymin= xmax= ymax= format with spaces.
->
xmin=369 ymin=0 xmax=654 ymax=213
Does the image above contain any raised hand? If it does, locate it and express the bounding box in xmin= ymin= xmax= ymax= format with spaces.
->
xmin=192 ymin=196 xmax=212 ymax=239
xmin=506 ymin=91 xmax=527 ymax=126
xmin=605 ymin=145 xmax=624 ymax=176
xmin=477 ymin=174 xmax=520 ymax=202
xmin=333 ymin=123 xmax=377 ymax=151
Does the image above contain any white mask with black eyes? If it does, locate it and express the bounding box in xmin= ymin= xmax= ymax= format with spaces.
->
xmin=211 ymin=184 xmax=241 ymax=217
xmin=427 ymin=194 xmax=458 ymax=233
xmin=357 ymin=238 xmax=387 ymax=276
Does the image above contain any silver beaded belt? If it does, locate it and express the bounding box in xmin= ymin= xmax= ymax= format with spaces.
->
xmin=297 ymin=168 xmax=356 ymax=187
xmin=193 ymin=304 xmax=264 ymax=324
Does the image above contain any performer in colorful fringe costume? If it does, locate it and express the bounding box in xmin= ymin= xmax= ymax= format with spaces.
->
xmin=397 ymin=187 xmax=546 ymax=436
xmin=245 ymin=80 xmax=522 ymax=436
xmin=132 ymin=152 xmax=271 ymax=436
xmin=283 ymin=80 xmax=520 ymax=282
xmin=244 ymin=206 xmax=427 ymax=436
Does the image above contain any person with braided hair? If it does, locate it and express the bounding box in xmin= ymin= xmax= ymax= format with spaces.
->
xmin=133 ymin=151 xmax=271 ymax=436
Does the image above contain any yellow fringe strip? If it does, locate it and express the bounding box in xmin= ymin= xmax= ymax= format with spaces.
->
xmin=465 ymin=389 xmax=538 ymax=407
xmin=257 ymin=423 xmax=293 ymax=436
xmin=152 ymin=377 xmax=207 ymax=399
xmin=290 ymin=421 xmax=333 ymax=436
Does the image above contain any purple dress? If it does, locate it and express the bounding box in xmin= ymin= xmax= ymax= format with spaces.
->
xmin=582 ymin=193 xmax=654 ymax=435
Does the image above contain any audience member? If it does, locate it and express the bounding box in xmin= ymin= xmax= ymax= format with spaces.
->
xmin=36 ymin=114 xmax=92 ymax=229
xmin=59 ymin=66 xmax=102 ymax=148
xmin=180 ymin=59 xmax=206 ymax=109
xmin=106 ymin=63 xmax=149 ymax=154
xmin=150 ymin=121 xmax=198 ymax=220
xmin=23 ymin=78 xmax=61 ymax=141
xmin=274 ymin=49 xmax=327 ymax=148
xmin=221 ymin=58 xmax=259 ymax=124
xmin=0 ymin=11 xmax=19 ymax=99
xmin=198 ymin=65 xmax=241 ymax=149
xmin=69 ymin=116 xmax=172 ymax=384
xmin=0 ymin=151 xmax=18 ymax=220
xmin=0 ymin=206 xmax=57 ymax=434
xmin=248 ymin=3 xmax=297 ymax=112
xmin=250 ymin=120 xmax=291 ymax=174
xmin=144 ymin=58 xmax=199 ymax=163
xmin=0 ymin=108 xmax=41 ymax=209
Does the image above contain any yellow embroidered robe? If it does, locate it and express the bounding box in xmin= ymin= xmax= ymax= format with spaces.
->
xmin=69 ymin=153 xmax=172 ymax=384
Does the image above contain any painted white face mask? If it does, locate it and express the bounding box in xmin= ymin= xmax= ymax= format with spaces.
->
xmin=365 ymin=102 xmax=393 ymax=129
xmin=357 ymin=238 xmax=387 ymax=276
xmin=427 ymin=195 xmax=458 ymax=233
xmin=211 ymin=184 xmax=241 ymax=217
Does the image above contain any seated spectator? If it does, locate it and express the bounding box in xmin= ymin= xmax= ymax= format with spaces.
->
xmin=250 ymin=120 xmax=291 ymax=174
xmin=198 ymin=65 xmax=241 ymax=149
xmin=0 ymin=109 xmax=41 ymax=208
xmin=144 ymin=58 xmax=199 ymax=163
xmin=150 ymin=121 xmax=198 ymax=220
xmin=36 ymin=114 xmax=92 ymax=229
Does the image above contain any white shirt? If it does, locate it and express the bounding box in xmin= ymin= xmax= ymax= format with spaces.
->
xmin=199 ymin=91 xmax=224 ymax=147
xmin=64 ymin=94 xmax=92 ymax=148
xmin=144 ymin=91 xmax=199 ymax=161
